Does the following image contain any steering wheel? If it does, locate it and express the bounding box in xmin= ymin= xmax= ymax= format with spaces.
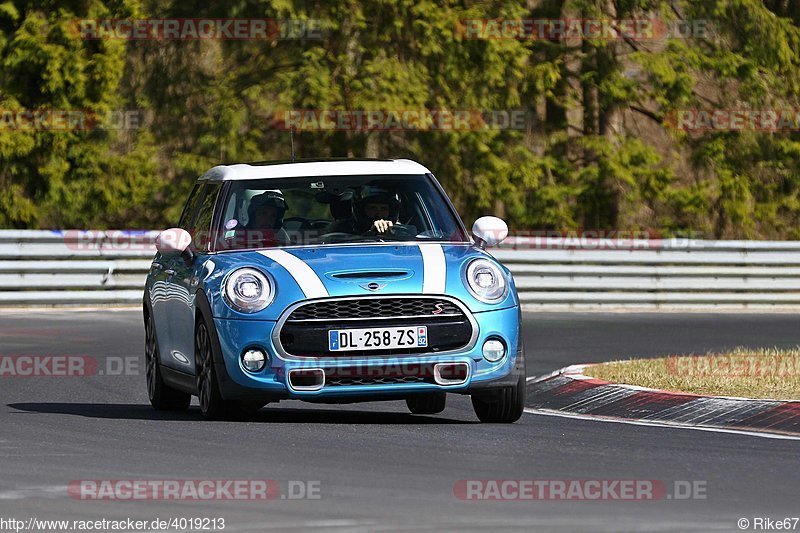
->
xmin=283 ymin=216 xmax=310 ymax=229
xmin=309 ymin=219 xmax=331 ymax=230
xmin=386 ymin=223 xmax=415 ymax=237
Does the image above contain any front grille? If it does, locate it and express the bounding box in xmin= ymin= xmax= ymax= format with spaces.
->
xmin=322 ymin=362 xmax=438 ymax=387
xmin=278 ymin=296 xmax=474 ymax=357
xmin=326 ymin=375 xmax=428 ymax=387
xmin=287 ymin=298 xmax=462 ymax=322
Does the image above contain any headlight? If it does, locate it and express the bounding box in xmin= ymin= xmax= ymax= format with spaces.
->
xmin=224 ymin=268 xmax=273 ymax=313
xmin=465 ymin=259 xmax=507 ymax=303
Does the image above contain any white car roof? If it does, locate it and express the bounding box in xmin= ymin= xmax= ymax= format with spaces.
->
xmin=200 ymin=159 xmax=431 ymax=181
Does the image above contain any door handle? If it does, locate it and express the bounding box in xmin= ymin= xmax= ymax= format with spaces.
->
xmin=164 ymin=269 xmax=177 ymax=276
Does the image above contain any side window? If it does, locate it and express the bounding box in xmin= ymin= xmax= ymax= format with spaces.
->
xmin=189 ymin=183 xmax=222 ymax=252
xmin=178 ymin=183 xmax=203 ymax=230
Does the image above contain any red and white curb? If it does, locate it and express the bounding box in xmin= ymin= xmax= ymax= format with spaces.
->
xmin=524 ymin=365 xmax=800 ymax=440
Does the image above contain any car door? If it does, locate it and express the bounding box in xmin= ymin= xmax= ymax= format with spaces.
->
xmin=152 ymin=183 xmax=202 ymax=365
xmin=165 ymin=181 xmax=222 ymax=374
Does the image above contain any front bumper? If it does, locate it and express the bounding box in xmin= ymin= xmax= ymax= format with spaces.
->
xmin=213 ymin=305 xmax=522 ymax=401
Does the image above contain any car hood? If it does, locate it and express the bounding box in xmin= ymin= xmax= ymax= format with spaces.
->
xmin=204 ymin=243 xmax=517 ymax=319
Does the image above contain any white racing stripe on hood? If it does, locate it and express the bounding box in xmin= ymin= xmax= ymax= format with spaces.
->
xmin=258 ymin=250 xmax=329 ymax=298
xmin=419 ymin=243 xmax=446 ymax=294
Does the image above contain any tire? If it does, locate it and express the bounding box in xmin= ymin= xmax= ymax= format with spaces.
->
xmin=471 ymin=372 xmax=526 ymax=423
xmin=406 ymin=393 xmax=446 ymax=415
xmin=145 ymin=312 xmax=191 ymax=411
xmin=195 ymin=319 xmax=233 ymax=420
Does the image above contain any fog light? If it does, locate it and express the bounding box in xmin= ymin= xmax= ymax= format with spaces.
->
xmin=242 ymin=349 xmax=267 ymax=372
xmin=482 ymin=339 xmax=506 ymax=362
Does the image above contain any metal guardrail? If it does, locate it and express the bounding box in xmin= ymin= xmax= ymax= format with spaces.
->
xmin=0 ymin=231 xmax=156 ymax=305
xmin=3 ymin=230 xmax=800 ymax=308
xmin=494 ymin=237 xmax=800 ymax=308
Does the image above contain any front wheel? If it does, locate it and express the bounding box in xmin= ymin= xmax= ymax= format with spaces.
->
xmin=471 ymin=373 xmax=526 ymax=423
xmin=195 ymin=320 xmax=232 ymax=420
xmin=145 ymin=313 xmax=191 ymax=411
xmin=195 ymin=317 xmax=269 ymax=420
xmin=406 ymin=393 xmax=446 ymax=415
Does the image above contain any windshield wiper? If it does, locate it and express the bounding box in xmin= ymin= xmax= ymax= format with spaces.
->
xmin=304 ymin=235 xmax=385 ymax=245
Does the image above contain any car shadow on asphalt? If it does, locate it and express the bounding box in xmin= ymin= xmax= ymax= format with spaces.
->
xmin=7 ymin=403 xmax=476 ymax=424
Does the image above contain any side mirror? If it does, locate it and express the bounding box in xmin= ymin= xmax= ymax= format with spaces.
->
xmin=156 ymin=228 xmax=194 ymax=265
xmin=472 ymin=216 xmax=508 ymax=249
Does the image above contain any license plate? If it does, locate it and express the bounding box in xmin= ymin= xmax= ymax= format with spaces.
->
xmin=328 ymin=326 xmax=428 ymax=351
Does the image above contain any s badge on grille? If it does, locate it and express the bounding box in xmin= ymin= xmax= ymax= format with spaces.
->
xmin=432 ymin=303 xmax=445 ymax=315
xmin=360 ymin=282 xmax=387 ymax=292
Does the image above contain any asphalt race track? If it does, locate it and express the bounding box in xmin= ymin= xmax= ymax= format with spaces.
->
xmin=0 ymin=310 xmax=798 ymax=532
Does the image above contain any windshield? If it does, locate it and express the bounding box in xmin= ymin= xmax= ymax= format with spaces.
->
xmin=214 ymin=174 xmax=469 ymax=251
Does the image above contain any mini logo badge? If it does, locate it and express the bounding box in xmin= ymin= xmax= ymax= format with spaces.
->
xmin=361 ymin=282 xmax=386 ymax=292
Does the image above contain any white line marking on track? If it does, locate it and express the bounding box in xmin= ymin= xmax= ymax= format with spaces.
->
xmin=0 ymin=485 xmax=67 ymax=500
xmin=523 ymin=408 xmax=800 ymax=441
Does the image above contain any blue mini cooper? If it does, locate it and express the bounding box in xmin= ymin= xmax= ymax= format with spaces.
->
xmin=144 ymin=159 xmax=525 ymax=422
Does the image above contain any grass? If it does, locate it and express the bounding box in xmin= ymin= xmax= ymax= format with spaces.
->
xmin=583 ymin=347 xmax=800 ymax=400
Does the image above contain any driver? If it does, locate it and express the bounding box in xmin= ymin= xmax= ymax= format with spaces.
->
xmin=246 ymin=190 xmax=291 ymax=244
xmin=353 ymin=186 xmax=401 ymax=235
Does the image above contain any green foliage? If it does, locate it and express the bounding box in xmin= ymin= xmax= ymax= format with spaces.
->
xmin=0 ymin=0 xmax=799 ymax=239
